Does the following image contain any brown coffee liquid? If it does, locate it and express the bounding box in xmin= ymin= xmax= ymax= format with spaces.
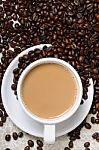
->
xmin=22 ymin=63 xmax=77 ymax=119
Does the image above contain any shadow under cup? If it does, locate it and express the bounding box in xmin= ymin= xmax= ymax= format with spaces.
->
xmin=17 ymin=58 xmax=83 ymax=144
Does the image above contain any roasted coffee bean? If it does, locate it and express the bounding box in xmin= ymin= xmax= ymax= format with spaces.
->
xmin=28 ymin=140 xmax=34 ymax=147
xmin=11 ymin=84 xmax=17 ymax=91
xmin=24 ymin=146 xmax=30 ymax=150
xmin=0 ymin=121 xmax=3 ymax=126
xmin=68 ymin=140 xmax=73 ymax=148
xmin=37 ymin=147 xmax=43 ymax=150
xmin=0 ymin=110 xmax=3 ymax=117
xmin=85 ymin=123 xmax=91 ymax=129
xmin=4 ymin=111 xmax=8 ymax=117
xmin=12 ymin=132 xmax=18 ymax=140
xmin=92 ymin=132 xmax=99 ymax=139
xmin=5 ymin=134 xmax=11 ymax=141
xmin=80 ymin=100 xmax=84 ymax=105
xmin=70 ymin=136 xmax=76 ymax=141
xmin=83 ymin=93 xmax=88 ymax=100
xmin=96 ymin=136 xmax=99 ymax=142
xmin=14 ymin=91 xmax=17 ymax=95
xmin=96 ymin=113 xmax=99 ymax=119
xmin=13 ymin=68 xmax=19 ymax=74
xmin=92 ymin=108 xmax=96 ymax=114
xmin=96 ymin=103 xmax=99 ymax=110
xmin=0 ymin=6 xmax=3 ymax=12
xmin=64 ymin=147 xmax=70 ymax=150
xmin=36 ymin=140 xmax=43 ymax=147
xmin=84 ymin=142 xmax=90 ymax=147
xmin=0 ymin=103 xmax=4 ymax=110
xmin=91 ymin=117 xmax=95 ymax=124
xmin=18 ymin=132 xmax=23 ymax=138
xmin=13 ymin=78 xmax=17 ymax=84
xmin=85 ymin=148 xmax=90 ymax=150
xmin=1 ymin=116 xmax=6 ymax=123
xmin=79 ymin=56 xmax=85 ymax=63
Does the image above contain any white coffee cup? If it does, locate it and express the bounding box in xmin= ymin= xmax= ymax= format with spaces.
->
xmin=17 ymin=58 xmax=83 ymax=144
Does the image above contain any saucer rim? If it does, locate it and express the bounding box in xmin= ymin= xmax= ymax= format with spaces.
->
xmin=1 ymin=44 xmax=94 ymax=137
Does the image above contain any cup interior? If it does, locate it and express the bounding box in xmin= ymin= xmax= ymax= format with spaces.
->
xmin=17 ymin=58 xmax=83 ymax=124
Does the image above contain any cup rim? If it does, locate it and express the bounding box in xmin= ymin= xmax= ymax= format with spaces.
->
xmin=17 ymin=58 xmax=83 ymax=124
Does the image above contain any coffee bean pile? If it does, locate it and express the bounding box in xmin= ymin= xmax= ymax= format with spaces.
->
xmin=11 ymin=46 xmax=90 ymax=104
xmin=0 ymin=0 xmax=99 ymax=149
xmin=0 ymin=0 xmax=99 ymax=51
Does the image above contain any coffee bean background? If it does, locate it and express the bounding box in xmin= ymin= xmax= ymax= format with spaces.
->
xmin=0 ymin=0 xmax=99 ymax=149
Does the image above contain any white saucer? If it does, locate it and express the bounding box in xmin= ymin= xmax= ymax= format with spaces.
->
xmin=1 ymin=44 xmax=94 ymax=137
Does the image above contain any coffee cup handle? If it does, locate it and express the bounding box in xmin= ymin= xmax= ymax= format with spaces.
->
xmin=44 ymin=124 xmax=55 ymax=144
